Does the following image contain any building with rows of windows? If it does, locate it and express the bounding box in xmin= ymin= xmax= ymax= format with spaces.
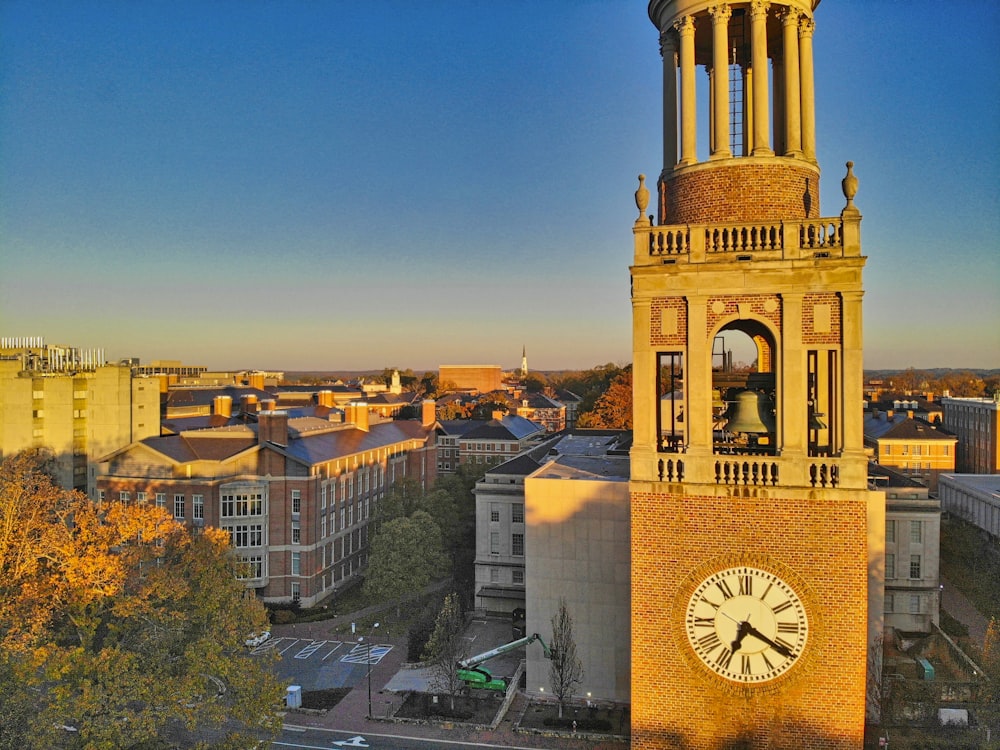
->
xmin=941 ymin=395 xmax=1000 ymax=474
xmin=96 ymin=402 xmax=437 ymax=607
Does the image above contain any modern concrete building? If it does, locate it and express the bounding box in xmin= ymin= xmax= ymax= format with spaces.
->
xmin=96 ymin=401 xmax=438 ymax=607
xmin=939 ymin=473 xmax=1000 ymax=540
xmin=472 ymin=430 xmax=630 ymax=619
xmin=941 ymin=395 xmax=1000 ymax=474
xmin=0 ymin=338 xmax=159 ymax=494
xmin=438 ymin=364 xmax=503 ymax=393
xmin=523 ymin=431 xmax=632 ymax=703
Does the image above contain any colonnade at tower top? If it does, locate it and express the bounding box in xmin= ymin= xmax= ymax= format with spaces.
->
xmin=649 ymin=0 xmax=821 ymax=223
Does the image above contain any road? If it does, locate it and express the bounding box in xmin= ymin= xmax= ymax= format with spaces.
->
xmin=271 ymin=724 xmax=547 ymax=750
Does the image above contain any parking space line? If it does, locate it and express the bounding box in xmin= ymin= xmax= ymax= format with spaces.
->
xmin=294 ymin=640 xmax=326 ymax=659
xmin=322 ymin=641 xmax=345 ymax=660
xmin=278 ymin=638 xmax=304 ymax=656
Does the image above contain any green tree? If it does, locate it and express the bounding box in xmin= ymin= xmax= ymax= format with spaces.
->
xmin=0 ymin=451 xmax=283 ymax=749
xmin=363 ymin=510 xmax=449 ymax=618
xmin=421 ymin=592 xmax=467 ymax=710
xmin=549 ymin=598 xmax=584 ymax=719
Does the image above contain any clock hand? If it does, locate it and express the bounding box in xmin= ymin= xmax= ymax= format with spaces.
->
xmin=730 ymin=620 xmax=751 ymax=653
xmin=743 ymin=622 xmax=794 ymax=658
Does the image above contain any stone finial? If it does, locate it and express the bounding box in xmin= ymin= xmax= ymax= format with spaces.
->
xmin=841 ymin=161 xmax=858 ymax=209
xmin=635 ymin=174 xmax=650 ymax=224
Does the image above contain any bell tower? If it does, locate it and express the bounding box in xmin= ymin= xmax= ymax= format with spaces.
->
xmin=630 ymin=1 xmax=883 ymax=748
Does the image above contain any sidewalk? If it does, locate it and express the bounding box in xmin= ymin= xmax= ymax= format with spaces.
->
xmin=279 ymin=629 xmax=627 ymax=749
xmin=940 ymin=574 xmax=990 ymax=648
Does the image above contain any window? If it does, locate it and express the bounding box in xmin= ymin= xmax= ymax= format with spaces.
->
xmin=239 ymin=555 xmax=264 ymax=580
xmin=910 ymin=521 xmax=922 ymax=544
xmin=490 ymin=504 xmax=500 ymax=523
xmin=490 ymin=532 xmax=500 ymax=555
xmin=321 ymin=484 xmax=327 ymax=509
xmin=98 ymin=489 xmax=105 ymax=502
xmin=512 ymin=504 xmax=524 ymax=524
xmin=221 ymin=490 xmax=264 ymax=517
xmin=909 ymin=555 xmax=921 ymax=579
xmin=291 ymin=489 xmax=301 ymax=516
xmin=226 ymin=524 xmax=264 ymax=548
xmin=885 ymin=554 xmax=895 ymax=580
xmin=885 ymin=520 xmax=895 ymax=544
xmin=909 ymin=594 xmax=921 ymax=614
xmin=136 ymin=491 xmax=147 ymax=504
xmin=512 ymin=533 xmax=524 ymax=557
xmin=292 ymin=523 xmax=301 ymax=544
xmin=321 ymin=515 xmax=327 ymax=538
xmin=512 ymin=569 xmax=524 ymax=584
xmin=290 ymin=582 xmax=300 ymax=602
xmin=490 ymin=568 xmax=500 ymax=583
xmin=884 ymin=594 xmax=894 ymax=613
xmin=193 ymin=494 xmax=204 ymax=520
xmin=291 ymin=552 xmax=301 ymax=576
xmin=119 ymin=491 xmax=130 ymax=503
xmin=174 ymin=494 xmax=185 ymax=519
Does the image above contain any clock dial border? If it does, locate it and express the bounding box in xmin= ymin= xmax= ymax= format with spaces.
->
xmin=675 ymin=554 xmax=822 ymax=695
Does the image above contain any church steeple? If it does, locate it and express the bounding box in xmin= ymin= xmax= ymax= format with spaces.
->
xmin=520 ymin=346 xmax=528 ymax=378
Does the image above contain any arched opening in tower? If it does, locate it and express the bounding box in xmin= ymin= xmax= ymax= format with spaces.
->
xmin=712 ymin=321 xmax=777 ymax=456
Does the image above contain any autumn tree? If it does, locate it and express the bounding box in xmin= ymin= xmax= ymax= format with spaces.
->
xmin=549 ymin=598 xmax=584 ymax=719
xmin=983 ymin=617 xmax=1000 ymax=706
xmin=0 ymin=450 xmax=284 ymax=749
xmin=421 ymin=592 xmax=468 ymax=711
xmin=576 ymin=368 xmax=632 ymax=429
xmin=363 ymin=510 xmax=449 ymax=618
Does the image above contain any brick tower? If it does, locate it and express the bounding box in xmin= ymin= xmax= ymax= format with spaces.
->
xmin=630 ymin=1 xmax=883 ymax=747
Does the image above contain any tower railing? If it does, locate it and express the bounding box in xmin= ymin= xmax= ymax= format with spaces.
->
xmin=638 ymin=214 xmax=861 ymax=266
xmin=654 ymin=452 xmax=864 ymax=490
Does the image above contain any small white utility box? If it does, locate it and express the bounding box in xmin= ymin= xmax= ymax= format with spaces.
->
xmin=285 ymin=685 xmax=302 ymax=709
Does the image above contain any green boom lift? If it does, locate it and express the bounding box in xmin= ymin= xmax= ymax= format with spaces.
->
xmin=456 ymin=632 xmax=554 ymax=691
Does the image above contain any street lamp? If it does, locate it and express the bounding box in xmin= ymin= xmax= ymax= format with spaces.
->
xmin=358 ymin=622 xmax=380 ymax=719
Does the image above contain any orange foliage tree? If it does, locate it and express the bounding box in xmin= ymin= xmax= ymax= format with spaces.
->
xmin=0 ymin=450 xmax=283 ymax=749
xmin=576 ymin=369 xmax=633 ymax=429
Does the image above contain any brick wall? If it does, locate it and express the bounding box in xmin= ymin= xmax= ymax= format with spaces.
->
xmin=630 ymin=488 xmax=869 ymax=749
xmin=664 ymin=162 xmax=820 ymax=224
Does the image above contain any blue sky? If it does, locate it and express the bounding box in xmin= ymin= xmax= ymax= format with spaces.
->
xmin=2 ymin=1 xmax=997 ymax=372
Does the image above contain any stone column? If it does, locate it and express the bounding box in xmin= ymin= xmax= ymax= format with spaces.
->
xmin=709 ymin=4 xmax=732 ymax=159
xmin=781 ymin=8 xmax=802 ymax=156
xmin=676 ymin=15 xmax=697 ymax=165
xmin=771 ymin=52 xmax=784 ymax=156
xmin=750 ymin=0 xmax=772 ymax=156
xmin=799 ymin=17 xmax=817 ymax=162
xmin=660 ymin=30 xmax=679 ymax=171
xmin=742 ymin=63 xmax=753 ymax=154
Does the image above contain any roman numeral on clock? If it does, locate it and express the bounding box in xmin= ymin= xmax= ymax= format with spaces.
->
xmin=715 ymin=579 xmax=734 ymax=600
xmin=772 ymin=600 xmax=792 ymax=615
xmin=776 ymin=621 xmax=799 ymax=634
xmin=698 ymin=631 xmax=722 ymax=652
xmin=739 ymin=575 xmax=752 ymax=596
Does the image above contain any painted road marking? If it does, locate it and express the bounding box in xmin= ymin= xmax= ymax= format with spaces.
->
xmin=340 ymin=644 xmax=392 ymax=665
xmin=322 ymin=641 xmax=345 ymax=660
xmin=293 ymin=640 xmax=327 ymax=659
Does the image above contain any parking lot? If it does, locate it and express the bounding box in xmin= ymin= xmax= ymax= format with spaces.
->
xmin=254 ymin=636 xmax=395 ymax=691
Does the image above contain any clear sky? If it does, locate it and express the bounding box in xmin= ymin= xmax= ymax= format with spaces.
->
xmin=2 ymin=1 xmax=998 ymax=373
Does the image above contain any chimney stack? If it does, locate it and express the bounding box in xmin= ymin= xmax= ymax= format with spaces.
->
xmin=346 ymin=402 xmax=370 ymax=432
xmin=422 ymin=399 xmax=436 ymax=428
xmin=213 ymin=395 xmax=232 ymax=417
xmin=241 ymin=393 xmax=259 ymax=414
xmin=318 ymin=390 xmax=335 ymax=408
xmin=258 ymin=410 xmax=289 ymax=446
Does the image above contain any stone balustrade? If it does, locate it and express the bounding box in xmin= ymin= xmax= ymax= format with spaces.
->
xmin=637 ymin=214 xmax=860 ymax=266
xmin=655 ymin=452 xmax=848 ymax=490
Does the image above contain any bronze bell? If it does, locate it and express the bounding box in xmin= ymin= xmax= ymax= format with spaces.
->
xmin=725 ymin=389 xmax=775 ymax=434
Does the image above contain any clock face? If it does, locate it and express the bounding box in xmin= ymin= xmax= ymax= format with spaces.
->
xmin=685 ymin=565 xmax=808 ymax=683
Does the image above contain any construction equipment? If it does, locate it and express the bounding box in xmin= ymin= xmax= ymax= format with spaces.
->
xmin=456 ymin=632 xmax=554 ymax=691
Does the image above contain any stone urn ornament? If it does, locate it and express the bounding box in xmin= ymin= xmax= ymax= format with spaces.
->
xmin=841 ymin=161 xmax=858 ymax=209
xmin=635 ymin=174 xmax=650 ymax=225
